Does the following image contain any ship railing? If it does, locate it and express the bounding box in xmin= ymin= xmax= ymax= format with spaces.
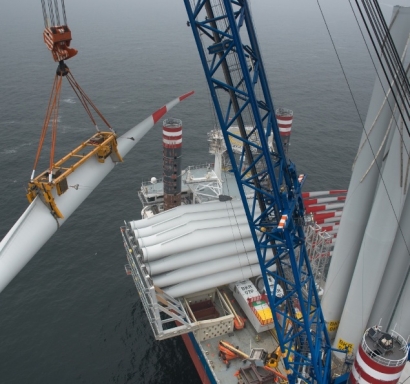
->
xmin=141 ymin=177 xmax=164 ymax=187
xmin=121 ymin=222 xmax=199 ymax=340
xmin=139 ymin=163 xmax=215 ymax=189
xmin=185 ymin=163 xmax=214 ymax=172
xmin=304 ymin=223 xmax=333 ymax=287
xmin=137 ymin=190 xmax=163 ymax=208
xmin=362 ymin=327 xmax=409 ymax=367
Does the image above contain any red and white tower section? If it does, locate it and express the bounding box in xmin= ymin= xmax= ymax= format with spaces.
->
xmin=276 ymin=107 xmax=293 ymax=155
xmin=162 ymin=118 xmax=183 ymax=211
xmin=349 ymin=326 xmax=409 ymax=384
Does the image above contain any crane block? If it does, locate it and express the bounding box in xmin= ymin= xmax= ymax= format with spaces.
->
xmin=43 ymin=26 xmax=78 ymax=62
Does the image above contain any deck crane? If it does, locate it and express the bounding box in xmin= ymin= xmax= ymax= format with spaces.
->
xmin=184 ymin=1 xmax=346 ymax=382
xmin=27 ymin=0 xmax=123 ymax=219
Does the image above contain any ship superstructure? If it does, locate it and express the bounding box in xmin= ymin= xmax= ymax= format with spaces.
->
xmin=122 ymin=115 xmax=349 ymax=382
xmin=123 ymin=2 xmax=410 ymax=383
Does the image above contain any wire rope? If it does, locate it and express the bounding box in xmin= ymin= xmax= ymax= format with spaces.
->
xmin=41 ymin=0 xmax=48 ymax=28
xmin=47 ymin=0 xmax=55 ymax=27
xmin=53 ymin=0 xmax=60 ymax=26
xmin=61 ymin=0 xmax=67 ymax=25
xmin=370 ymin=0 xmax=410 ymax=99
xmin=355 ymin=0 xmax=410 ymax=132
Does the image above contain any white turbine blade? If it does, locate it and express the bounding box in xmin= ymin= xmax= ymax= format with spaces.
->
xmin=0 ymin=91 xmax=194 ymax=293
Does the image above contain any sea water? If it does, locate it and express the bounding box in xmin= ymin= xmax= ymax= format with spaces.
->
xmin=0 ymin=0 xmax=390 ymax=382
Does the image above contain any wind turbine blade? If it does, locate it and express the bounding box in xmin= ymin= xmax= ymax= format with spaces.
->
xmin=0 ymin=91 xmax=194 ymax=293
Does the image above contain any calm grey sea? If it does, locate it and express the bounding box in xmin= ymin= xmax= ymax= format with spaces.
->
xmin=0 ymin=0 xmax=387 ymax=383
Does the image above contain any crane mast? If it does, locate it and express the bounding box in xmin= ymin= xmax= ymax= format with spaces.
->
xmin=184 ymin=1 xmax=333 ymax=382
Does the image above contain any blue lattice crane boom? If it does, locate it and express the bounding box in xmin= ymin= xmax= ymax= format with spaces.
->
xmin=184 ymin=1 xmax=335 ymax=382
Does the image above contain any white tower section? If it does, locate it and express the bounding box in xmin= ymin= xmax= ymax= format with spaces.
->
xmin=322 ymin=6 xmax=410 ymax=342
xmin=334 ymin=104 xmax=410 ymax=356
xmin=368 ymin=148 xmax=410 ymax=337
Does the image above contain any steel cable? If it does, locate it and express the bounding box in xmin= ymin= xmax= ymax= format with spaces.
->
xmin=41 ymin=0 xmax=48 ymax=28
xmin=53 ymin=0 xmax=60 ymax=26
xmin=47 ymin=0 xmax=55 ymax=27
xmin=61 ymin=0 xmax=67 ymax=25
xmin=356 ymin=0 xmax=410 ymax=134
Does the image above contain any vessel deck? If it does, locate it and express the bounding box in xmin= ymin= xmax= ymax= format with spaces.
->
xmin=140 ymin=164 xmax=245 ymax=206
xmin=196 ymin=286 xmax=281 ymax=384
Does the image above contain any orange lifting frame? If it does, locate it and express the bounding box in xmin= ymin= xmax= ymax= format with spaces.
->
xmin=27 ymin=132 xmax=123 ymax=219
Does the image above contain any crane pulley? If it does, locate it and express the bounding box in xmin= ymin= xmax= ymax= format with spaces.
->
xmin=41 ymin=0 xmax=77 ymax=62
xmin=28 ymin=1 xmax=122 ymax=219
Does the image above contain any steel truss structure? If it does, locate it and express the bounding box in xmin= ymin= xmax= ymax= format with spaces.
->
xmin=184 ymin=0 xmax=333 ymax=382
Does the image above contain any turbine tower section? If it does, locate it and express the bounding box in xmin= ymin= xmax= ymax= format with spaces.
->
xmin=275 ymin=108 xmax=293 ymax=156
xmin=349 ymin=326 xmax=409 ymax=384
xmin=331 ymin=6 xmax=410 ymax=357
xmin=322 ymin=6 xmax=410 ymax=341
xmin=162 ymin=118 xmax=183 ymax=211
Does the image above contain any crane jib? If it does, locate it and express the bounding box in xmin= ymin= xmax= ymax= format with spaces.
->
xmin=184 ymin=0 xmax=339 ymax=383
